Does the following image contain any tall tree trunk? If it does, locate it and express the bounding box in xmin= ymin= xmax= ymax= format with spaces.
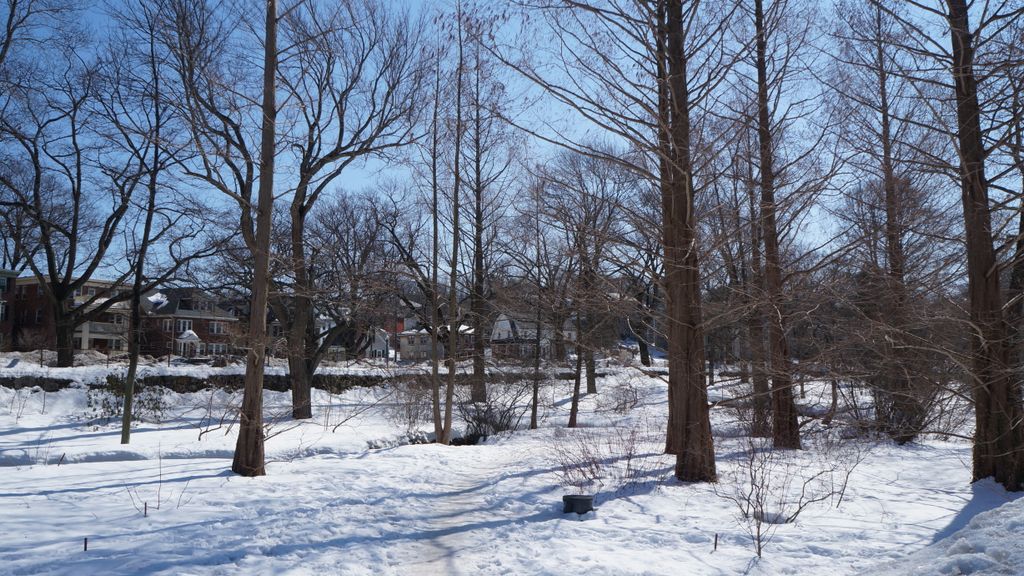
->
xmin=429 ymin=53 xmax=443 ymax=442
xmin=707 ymin=339 xmax=715 ymax=388
xmin=553 ymin=326 xmax=566 ymax=362
xmin=531 ymin=291 xmax=542 ymax=429
xmin=946 ymin=0 xmax=1024 ymax=491
xmin=287 ymin=353 xmax=313 ymax=421
xmin=754 ymin=0 xmax=800 ymax=450
xmin=121 ymin=34 xmax=162 ymax=443
xmin=568 ymin=338 xmax=583 ymax=428
xmin=746 ymin=164 xmax=771 ymax=437
xmin=871 ymin=4 xmax=921 ymax=444
xmin=1004 ymin=81 xmax=1024 ymax=403
xmin=664 ymin=0 xmax=716 ymax=481
xmin=442 ymin=3 xmax=466 ymax=445
xmin=634 ymin=338 xmax=651 ymax=364
xmin=55 ymin=311 xmax=75 ymax=367
xmin=658 ymin=0 xmax=678 ymax=455
xmin=232 ymin=0 xmax=276 ymax=477
xmin=634 ymin=291 xmax=654 ymax=367
xmin=288 ymin=286 xmax=313 ymax=420
xmin=285 ymin=172 xmax=316 ymax=421
xmin=585 ymin=347 xmax=597 ymax=394
xmin=469 ymin=55 xmax=487 ymax=404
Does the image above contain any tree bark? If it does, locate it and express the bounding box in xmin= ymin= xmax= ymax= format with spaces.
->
xmin=585 ymin=347 xmax=597 ymax=394
xmin=663 ymin=0 xmax=716 ymax=482
xmin=568 ymin=341 xmax=583 ymax=428
xmin=55 ymin=312 xmax=75 ymax=367
xmin=287 ymin=288 xmax=315 ymax=420
xmin=469 ymin=51 xmax=487 ymax=404
xmin=232 ymin=0 xmax=276 ymax=477
xmin=442 ymin=2 xmax=466 ymax=445
xmin=429 ymin=54 xmax=444 ymax=443
xmin=754 ymin=0 xmax=800 ymax=450
xmin=121 ymin=26 xmax=162 ymax=443
xmin=287 ymin=352 xmax=313 ymax=421
xmin=946 ymin=0 xmax=1024 ymax=490
xmin=745 ymin=151 xmax=770 ymax=436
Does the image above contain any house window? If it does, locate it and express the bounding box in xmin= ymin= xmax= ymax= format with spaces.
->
xmin=0 ymin=302 xmax=5 ymax=322
xmin=179 ymin=298 xmax=193 ymax=310
xmin=113 ymin=315 xmax=125 ymax=325
xmin=420 ymin=335 xmax=427 ymax=345
xmin=162 ymin=319 xmax=173 ymax=332
xmin=210 ymin=321 xmax=225 ymax=335
xmin=112 ymin=339 xmax=123 ymax=351
xmin=0 ymin=277 xmax=7 ymax=292
xmin=35 ymin=309 xmax=42 ymax=324
xmin=17 ymin=285 xmax=26 ymax=298
xmin=176 ymin=319 xmax=192 ymax=333
xmin=271 ymin=325 xmax=284 ymax=338
xmin=408 ymin=337 xmax=415 ymax=346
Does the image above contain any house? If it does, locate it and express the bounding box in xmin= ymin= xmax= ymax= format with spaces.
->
xmin=490 ymin=312 xmax=578 ymax=361
xmin=398 ymin=325 xmax=473 ymax=362
xmin=1 ymin=276 xmax=130 ymax=353
xmin=0 ymin=269 xmax=18 ymax=351
xmin=140 ymin=288 xmax=239 ymax=357
xmin=366 ymin=327 xmax=390 ymax=360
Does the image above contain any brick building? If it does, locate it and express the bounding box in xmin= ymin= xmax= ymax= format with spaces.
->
xmin=0 ymin=276 xmax=130 ymax=353
xmin=0 ymin=269 xmax=17 ymax=351
xmin=0 ymin=278 xmax=240 ymax=358
xmin=139 ymin=288 xmax=239 ymax=357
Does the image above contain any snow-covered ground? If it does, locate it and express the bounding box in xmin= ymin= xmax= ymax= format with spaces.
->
xmin=0 ymin=350 xmax=407 ymax=384
xmin=0 ymin=360 xmax=1020 ymax=575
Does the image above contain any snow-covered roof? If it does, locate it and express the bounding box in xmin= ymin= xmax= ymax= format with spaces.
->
xmin=176 ymin=330 xmax=201 ymax=342
xmin=399 ymin=326 xmax=473 ymax=336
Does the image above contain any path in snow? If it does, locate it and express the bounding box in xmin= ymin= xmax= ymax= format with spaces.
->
xmin=399 ymin=461 xmax=500 ymax=574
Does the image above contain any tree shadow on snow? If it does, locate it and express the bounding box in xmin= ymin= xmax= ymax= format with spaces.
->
xmin=930 ymin=479 xmax=1022 ymax=543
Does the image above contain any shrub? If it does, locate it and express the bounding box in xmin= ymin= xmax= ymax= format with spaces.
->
xmin=86 ymin=374 xmax=168 ymax=425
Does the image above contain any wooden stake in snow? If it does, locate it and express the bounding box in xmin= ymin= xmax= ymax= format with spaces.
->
xmin=83 ymin=537 xmax=88 ymax=551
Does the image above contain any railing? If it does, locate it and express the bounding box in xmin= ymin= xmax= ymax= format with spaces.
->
xmin=82 ymin=322 xmax=126 ymax=335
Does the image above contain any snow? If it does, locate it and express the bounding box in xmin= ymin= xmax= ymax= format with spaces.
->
xmin=880 ymin=486 xmax=1024 ymax=575
xmin=147 ymin=292 xmax=168 ymax=306
xmin=0 ymin=351 xmax=413 ymax=386
xmin=0 ymin=361 xmax=1020 ymax=575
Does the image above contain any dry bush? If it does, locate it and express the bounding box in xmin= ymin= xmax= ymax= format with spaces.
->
xmin=549 ymin=418 xmax=669 ymax=495
xmin=457 ymin=380 xmax=532 ymax=441
xmin=381 ymin=376 xmax=434 ymax=435
xmin=717 ymin=433 xmax=863 ymax=557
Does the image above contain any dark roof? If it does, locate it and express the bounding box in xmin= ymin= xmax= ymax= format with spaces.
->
xmin=142 ymin=287 xmax=237 ymax=320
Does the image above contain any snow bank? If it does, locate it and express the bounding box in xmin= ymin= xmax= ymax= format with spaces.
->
xmin=880 ymin=490 xmax=1024 ymax=575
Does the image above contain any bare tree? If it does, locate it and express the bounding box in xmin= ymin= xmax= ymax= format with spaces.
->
xmin=0 ymin=38 xmax=138 ymax=367
xmin=826 ymin=0 xmax=959 ymax=443
xmin=98 ymin=0 xmax=216 ymax=444
xmin=538 ymin=148 xmax=631 ymax=426
xmin=501 ymin=0 xmax=733 ymax=483
xmin=270 ymin=0 xmax=422 ymax=420
xmin=461 ymin=14 xmax=518 ymax=404
xmin=867 ymin=0 xmax=1024 ymax=490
